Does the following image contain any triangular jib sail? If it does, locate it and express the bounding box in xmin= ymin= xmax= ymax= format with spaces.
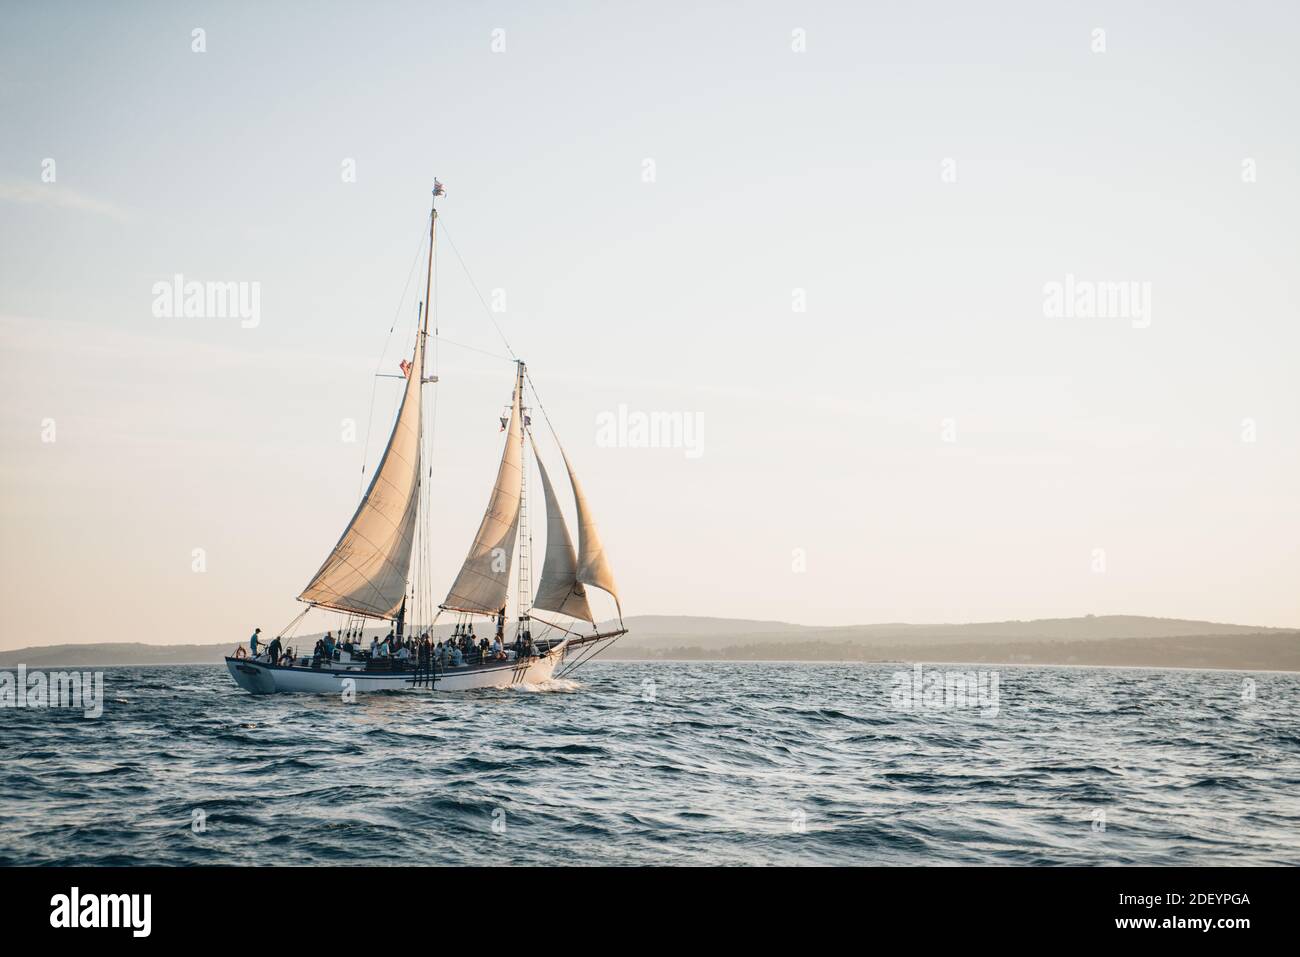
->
xmin=528 ymin=433 xmax=593 ymax=622
xmin=441 ymin=363 xmax=525 ymax=614
xmin=558 ymin=444 xmax=621 ymax=619
xmin=298 ymin=329 xmax=424 ymax=618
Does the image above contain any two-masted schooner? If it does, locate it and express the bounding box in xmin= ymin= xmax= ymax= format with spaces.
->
xmin=226 ymin=188 xmax=626 ymax=695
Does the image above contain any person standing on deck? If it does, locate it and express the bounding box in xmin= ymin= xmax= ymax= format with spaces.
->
xmin=249 ymin=628 xmax=261 ymax=657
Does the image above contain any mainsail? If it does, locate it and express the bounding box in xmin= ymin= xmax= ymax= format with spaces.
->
xmin=528 ymin=434 xmax=593 ymax=622
xmin=298 ymin=330 xmax=424 ymax=618
xmin=559 ymin=445 xmax=621 ymax=618
xmin=441 ymin=365 xmax=524 ymax=614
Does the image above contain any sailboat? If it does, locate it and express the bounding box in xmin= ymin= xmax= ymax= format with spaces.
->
xmin=226 ymin=187 xmax=627 ymax=695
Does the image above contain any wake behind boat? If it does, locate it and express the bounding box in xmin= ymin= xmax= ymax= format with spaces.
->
xmin=227 ymin=186 xmax=626 ymax=695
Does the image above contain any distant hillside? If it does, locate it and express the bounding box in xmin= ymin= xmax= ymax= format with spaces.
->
xmin=0 ymin=643 xmax=234 ymax=668
xmin=0 ymin=615 xmax=1295 ymax=670
xmin=611 ymin=614 xmax=1295 ymax=652
xmin=612 ymin=633 xmax=1300 ymax=672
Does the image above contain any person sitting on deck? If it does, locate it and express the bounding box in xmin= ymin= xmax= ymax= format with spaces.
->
xmin=491 ymin=636 xmax=504 ymax=660
xmin=450 ymin=644 xmax=463 ymax=667
xmin=397 ymin=642 xmax=411 ymax=660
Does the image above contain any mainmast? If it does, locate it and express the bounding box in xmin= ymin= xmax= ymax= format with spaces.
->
xmin=400 ymin=188 xmax=438 ymax=639
xmin=515 ymin=360 xmax=531 ymax=638
xmin=422 ymin=190 xmax=437 ymax=357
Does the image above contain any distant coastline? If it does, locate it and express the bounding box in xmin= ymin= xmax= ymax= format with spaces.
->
xmin=1 ymin=615 xmax=1296 ymax=672
xmin=606 ymin=633 xmax=1300 ymax=672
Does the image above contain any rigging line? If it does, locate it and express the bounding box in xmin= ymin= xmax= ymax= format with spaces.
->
xmin=559 ymin=633 xmax=626 ymax=678
xmin=273 ymin=607 xmax=311 ymax=646
xmin=438 ymin=336 xmax=515 ymax=363
xmin=435 ymin=219 xmax=559 ymax=474
xmin=436 ymin=217 xmax=518 ymax=361
xmin=522 ymin=369 xmax=562 ymax=448
xmin=359 ymin=218 xmax=432 ymax=498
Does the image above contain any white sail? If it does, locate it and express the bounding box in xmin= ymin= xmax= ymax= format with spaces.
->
xmin=299 ymin=331 xmax=424 ymax=618
xmin=528 ymin=434 xmax=593 ymax=622
xmin=559 ymin=445 xmax=621 ymax=617
xmin=442 ymin=368 xmax=523 ymax=614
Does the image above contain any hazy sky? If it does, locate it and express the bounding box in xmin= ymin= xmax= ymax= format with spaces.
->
xmin=2 ymin=1 xmax=1297 ymax=649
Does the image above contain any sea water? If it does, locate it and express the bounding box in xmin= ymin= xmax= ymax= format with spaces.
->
xmin=0 ymin=661 xmax=1296 ymax=865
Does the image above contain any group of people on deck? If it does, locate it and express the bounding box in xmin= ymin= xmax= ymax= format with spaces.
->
xmin=243 ymin=622 xmax=537 ymax=669
xmin=242 ymin=628 xmax=296 ymax=666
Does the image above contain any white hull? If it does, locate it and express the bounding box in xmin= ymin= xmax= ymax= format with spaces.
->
xmin=226 ymin=646 xmax=564 ymax=696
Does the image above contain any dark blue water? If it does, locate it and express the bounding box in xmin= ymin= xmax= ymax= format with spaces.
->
xmin=1 ymin=662 xmax=1297 ymax=865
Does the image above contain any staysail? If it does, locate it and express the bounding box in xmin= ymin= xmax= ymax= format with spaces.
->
xmin=298 ymin=329 xmax=424 ymax=618
xmin=559 ymin=445 xmax=621 ymax=618
xmin=441 ymin=364 xmax=524 ymax=614
xmin=528 ymin=434 xmax=594 ymax=622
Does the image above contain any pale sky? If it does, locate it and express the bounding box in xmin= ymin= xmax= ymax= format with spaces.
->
xmin=2 ymin=1 xmax=1297 ymax=650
